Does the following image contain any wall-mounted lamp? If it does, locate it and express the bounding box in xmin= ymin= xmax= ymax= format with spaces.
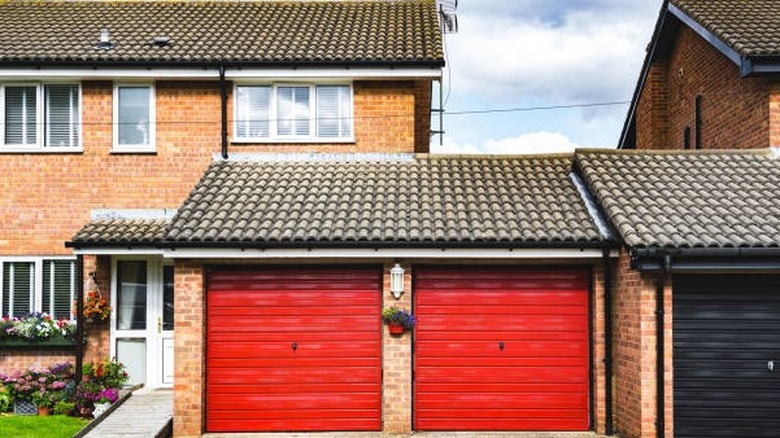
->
xmin=390 ymin=263 xmax=405 ymax=300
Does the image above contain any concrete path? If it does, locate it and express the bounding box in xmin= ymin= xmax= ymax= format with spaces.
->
xmin=205 ymin=433 xmax=610 ymax=438
xmin=83 ymin=389 xmax=173 ymax=438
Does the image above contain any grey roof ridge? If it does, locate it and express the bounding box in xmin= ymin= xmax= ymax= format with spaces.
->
xmin=576 ymin=147 xmax=773 ymax=157
xmin=216 ymin=152 xmax=581 ymax=163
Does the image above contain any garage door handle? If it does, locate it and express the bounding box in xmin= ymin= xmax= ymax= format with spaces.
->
xmin=770 ymin=361 xmax=774 ymax=372
xmin=499 ymin=341 xmax=505 ymax=351
xmin=292 ymin=342 xmax=297 ymax=352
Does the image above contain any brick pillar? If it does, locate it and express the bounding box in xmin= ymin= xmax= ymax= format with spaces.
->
xmin=82 ymin=255 xmax=111 ymax=365
xmin=592 ymin=264 xmax=607 ymax=434
xmin=770 ymin=85 xmax=780 ymax=148
xmin=382 ymin=261 xmax=413 ymax=433
xmin=173 ymin=260 xmax=205 ymax=438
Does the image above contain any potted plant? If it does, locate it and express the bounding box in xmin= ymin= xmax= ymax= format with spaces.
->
xmin=381 ymin=307 xmax=415 ymax=335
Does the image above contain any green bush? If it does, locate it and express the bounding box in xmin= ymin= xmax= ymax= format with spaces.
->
xmin=53 ymin=400 xmax=75 ymax=416
xmin=0 ymin=386 xmax=12 ymax=412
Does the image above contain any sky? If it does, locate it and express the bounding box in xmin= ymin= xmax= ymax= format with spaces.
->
xmin=430 ymin=0 xmax=665 ymax=154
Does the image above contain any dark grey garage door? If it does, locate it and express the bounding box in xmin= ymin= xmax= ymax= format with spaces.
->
xmin=674 ymin=275 xmax=780 ymax=438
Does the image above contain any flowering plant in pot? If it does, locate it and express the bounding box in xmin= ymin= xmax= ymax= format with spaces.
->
xmin=80 ymin=291 xmax=111 ymax=322
xmin=381 ymin=307 xmax=415 ymax=335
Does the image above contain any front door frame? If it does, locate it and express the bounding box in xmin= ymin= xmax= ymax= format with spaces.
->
xmin=110 ymin=256 xmax=173 ymax=389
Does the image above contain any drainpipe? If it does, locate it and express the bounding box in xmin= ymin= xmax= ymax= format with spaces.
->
xmin=75 ymin=255 xmax=85 ymax=384
xmin=219 ymin=64 xmax=228 ymax=159
xmin=655 ymin=253 xmax=670 ymax=438
xmin=602 ymin=247 xmax=614 ymax=435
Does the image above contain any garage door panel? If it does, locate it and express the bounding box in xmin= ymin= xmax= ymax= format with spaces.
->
xmin=208 ymin=418 xmax=381 ymax=433
xmin=418 ymin=315 xmax=588 ymax=332
xmin=416 ymin=340 xmax=588 ymax=357
xmin=417 ymin=291 xmax=587 ymax=306
xmin=414 ymin=268 xmax=590 ymax=431
xmin=674 ymin=274 xmax=780 ymax=438
xmin=207 ymin=268 xmax=381 ymax=433
xmin=416 ymin=330 xmax=588 ymax=342
xmin=208 ymin=340 xmax=381 ymax=358
xmin=415 ymin=418 xmax=588 ymax=431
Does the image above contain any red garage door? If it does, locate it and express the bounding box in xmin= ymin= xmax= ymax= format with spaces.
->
xmin=207 ymin=267 xmax=382 ymax=432
xmin=414 ymin=267 xmax=590 ymax=431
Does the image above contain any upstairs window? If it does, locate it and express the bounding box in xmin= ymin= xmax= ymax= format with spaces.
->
xmin=114 ymin=84 xmax=155 ymax=152
xmin=1 ymin=258 xmax=76 ymax=320
xmin=1 ymin=83 xmax=81 ymax=151
xmin=234 ymin=84 xmax=352 ymax=142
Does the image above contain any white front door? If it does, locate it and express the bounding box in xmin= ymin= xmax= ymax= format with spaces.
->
xmin=110 ymin=257 xmax=174 ymax=389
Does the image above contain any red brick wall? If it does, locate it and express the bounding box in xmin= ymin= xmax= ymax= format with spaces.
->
xmin=382 ymin=261 xmax=412 ymax=433
xmin=592 ymin=264 xmax=607 ymax=435
xmin=612 ymin=251 xmax=673 ymax=438
xmin=173 ymin=260 xmax=205 ymax=438
xmin=636 ymin=26 xmax=770 ymax=150
xmin=771 ymin=84 xmax=780 ymax=147
xmin=636 ymin=61 xmax=670 ymax=150
xmin=0 ymin=79 xmax=429 ymax=257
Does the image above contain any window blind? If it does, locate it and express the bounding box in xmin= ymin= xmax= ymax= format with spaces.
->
xmin=4 ymin=86 xmax=37 ymax=146
xmin=316 ymin=86 xmax=352 ymax=138
xmin=2 ymin=262 xmax=34 ymax=318
xmin=277 ymin=86 xmax=310 ymax=136
xmin=45 ymin=85 xmax=79 ymax=148
xmin=236 ymin=86 xmax=270 ymax=138
xmin=42 ymin=260 xmax=75 ymax=320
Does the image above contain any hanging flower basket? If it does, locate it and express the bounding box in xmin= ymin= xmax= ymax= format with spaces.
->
xmin=382 ymin=307 xmax=415 ymax=336
xmin=388 ymin=323 xmax=405 ymax=335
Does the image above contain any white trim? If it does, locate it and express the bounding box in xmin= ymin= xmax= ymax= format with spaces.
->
xmin=112 ymin=83 xmax=156 ymax=153
xmin=74 ymin=248 xmax=166 ymax=256
xmin=0 ymin=67 xmax=442 ymax=81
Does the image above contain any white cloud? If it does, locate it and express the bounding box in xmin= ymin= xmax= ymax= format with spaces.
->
xmin=444 ymin=1 xmax=662 ymax=104
xmin=433 ymin=131 xmax=582 ymax=155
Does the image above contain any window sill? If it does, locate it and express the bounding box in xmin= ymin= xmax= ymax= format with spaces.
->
xmin=0 ymin=147 xmax=83 ymax=154
xmin=0 ymin=338 xmax=76 ymax=349
xmin=231 ymin=137 xmax=355 ymax=144
xmin=111 ymin=147 xmax=157 ymax=155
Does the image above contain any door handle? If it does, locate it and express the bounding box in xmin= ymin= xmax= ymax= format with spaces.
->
xmin=499 ymin=341 xmax=505 ymax=351
xmin=157 ymin=317 xmax=162 ymax=334
xmin=292 ymin=342 xmax=298 ymax=352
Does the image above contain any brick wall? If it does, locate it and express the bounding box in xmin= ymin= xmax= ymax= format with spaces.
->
xmin=0 ymin=79 xmax=429 ymax=257
xmin=771 ymin=83 xmax=780 ymax=147
xmin=636 ymin=26 xmax=770 ymax=150
xmin=592 ymin=264 xmax=607 ymax=434
xmin=382 ymin=261 xmax=413 ymax=433
xmin=636 ymin=61 xmax=670 ymax=150
xmin=173 ymin=260 xmax=205 ymax=438
xmin=612 ymin=251 xmax=673 ymax=438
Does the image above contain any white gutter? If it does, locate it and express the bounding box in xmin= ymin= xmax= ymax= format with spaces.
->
xmin=73 ymin=247 xmax=616 ymax=259
xmin=0 ymin=66 xmax=442 ymax=81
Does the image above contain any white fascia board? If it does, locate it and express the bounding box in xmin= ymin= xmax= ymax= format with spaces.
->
xmin=72 ymin=248 xmax=165 ymax=256
xmin=160 ymin=247 xmax=614 ymax=260
xmin=0 ymin=67 xmax=441 ymax=81
xmin=225 ymin=67 xmax=442 ymax=80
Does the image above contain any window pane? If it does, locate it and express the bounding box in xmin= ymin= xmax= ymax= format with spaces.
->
xmin=117 ymin=338 xmax=146 ymax=386
xmin=45 ymin=85 xmax=79 ymax=148
xmin=236 ymin=86 xmax=270 ymax=138
xmin=118 ymin=87 xmax=151 ymax=146
xmin=42 ymin=260 xmax=75 ymax=320
xmin=277 ymin=86 xmax=310 ymax=136
xmin=2 ymin=262 xmax=34 ymax=318
xmin=317 ymin=85 xmax=352 ymax=138
xmin=162 ymin=266 xmax=174 ymax=331
xmin=5 ymin=86 xmax=37 ymax=145
xmin=116 ymin=261 xmax=147 ymax=330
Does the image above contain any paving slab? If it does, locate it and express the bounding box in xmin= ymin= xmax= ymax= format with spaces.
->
xmin=83 ymin=389 xmax=172 ymax=438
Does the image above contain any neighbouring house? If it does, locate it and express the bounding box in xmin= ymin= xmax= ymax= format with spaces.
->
xmin=0 ymin=0 xmax=438 ymax=389
xmin=619 ymin=0 xmax=780 ymax=151
xmin=575 ymin=149 xmax=780 ymax=438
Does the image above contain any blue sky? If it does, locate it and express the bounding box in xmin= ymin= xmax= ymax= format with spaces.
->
xmin=430 ymin=0 xmax=664 ymax=154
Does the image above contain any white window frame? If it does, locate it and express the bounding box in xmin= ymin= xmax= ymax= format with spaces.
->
xmin=233 ymin=82 xmax=354 ymax=143
xmin=0 ymin=256 xmax=77 ymax=321
xmin=0 ymin=82 xmax=82 ymax=153
xmin=113 ymin=83 xmax=156 ymax=153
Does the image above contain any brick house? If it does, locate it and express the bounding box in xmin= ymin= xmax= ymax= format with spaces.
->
xmin=574 ymin=148 xmax=780 ymax=438
xmin=619 ymin=0 xmax=780 ymax=151
xmin=2 ymin=1 xmax=620 ymax=436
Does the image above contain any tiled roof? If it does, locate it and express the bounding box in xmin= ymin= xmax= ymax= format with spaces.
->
xmin=576 ymin=149 xmax=780 ymax=249
xmin=0 ymin=0 xmax=443 ymax=65
xmin=672 ymin=0 xmax=780 ymax=57
xmin=162 ymin=155 xmax=603 ymax=247
xmin=70 ymin=218 xmax=170 ymax=246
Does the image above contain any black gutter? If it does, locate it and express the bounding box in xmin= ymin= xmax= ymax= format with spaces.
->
xmin=632 ymin=247 xmax=780 ymax=272
xmin=634 ymin=246 xmax=780 ymax=259
xmin=655 ymin=254 xmax=670 ymax=438
xmin=75 ymin=255 xmax=84 ymax=384
xmin=219 ymin=64 xmax=228 ymax=160
xmin=602 ymin=246 xmax=614 ymax=435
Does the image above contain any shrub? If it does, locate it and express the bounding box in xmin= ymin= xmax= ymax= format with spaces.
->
xmin=53 ymin=400 xmax=76 ymax=416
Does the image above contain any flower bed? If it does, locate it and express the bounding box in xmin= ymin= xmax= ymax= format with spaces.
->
xmin=0 ymin=313 xmax=75 ymax=347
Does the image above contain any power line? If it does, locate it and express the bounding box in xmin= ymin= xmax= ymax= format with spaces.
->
xmin=446 ymin=100 xmax=630 ymax=116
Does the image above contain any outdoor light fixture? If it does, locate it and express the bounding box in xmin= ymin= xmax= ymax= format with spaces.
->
xmin=390 ymin=263 xmax=405 ymax=299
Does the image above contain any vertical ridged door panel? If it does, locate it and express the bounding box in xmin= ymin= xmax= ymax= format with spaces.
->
xmin=207 ymin=267 xmax=382 ymax=432
xmin=414 ymin=267 xmax=590 ymax=431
